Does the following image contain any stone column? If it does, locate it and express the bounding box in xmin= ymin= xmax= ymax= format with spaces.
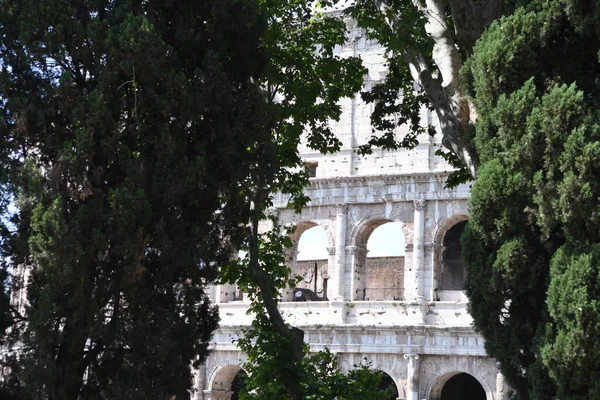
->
xmin=331 ymin=204 xmax=348 ymax=301
xmin=404 ymin=353 xmax=420 ymax=400
xmin=282 ymin=246 xmax=298 ymax=301
xmin=430 ymin=242 xmax=442 ymax=301
xmin=346 ymin=245 xmax=367 ymax=300
xmin=411 ymin=199 xmax=426 ymax=302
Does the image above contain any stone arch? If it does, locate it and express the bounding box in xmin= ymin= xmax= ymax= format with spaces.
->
xmin=376 ymin=369 xmax=403 ymax=400
xmin=432 ymin=214 xmax=469 ymax=245
xmin=431 ymin=215 xmax=469 ymax=301
xmin=336 ymin=357 xmax=405 ymax=400
xmin=290 ymin=220 xmax=333 ymax=247
xmin=285 ymin=220 xmax=333 ymax=301
xmin=348 ymin=216 xmax=407 ymax=300
xmin=208 ymin=364 xmax=248 ymax=400
xmin=350 ymin=215 xmax=410 ymax=249
xmin=427 ymin=371 xmax=492 ymax=400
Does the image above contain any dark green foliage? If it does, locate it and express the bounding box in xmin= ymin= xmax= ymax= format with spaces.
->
xmin=237 ymin=329 xmax=397 ymax=400
xmin=462 ymin=1 xmax=600 ymax=398
xmin=0 ymin=0 xmax=272 ymax=398
xmin=0 ymin=0 xmax=367 ymax=398
xmin=543 ymin=245 xmax=600 ymax=400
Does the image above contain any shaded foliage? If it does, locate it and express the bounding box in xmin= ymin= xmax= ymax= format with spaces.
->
xmin=0 ymin=0 xmax=272 ymax=398
xmin=462 ymin=1 xmax=600 ymax=398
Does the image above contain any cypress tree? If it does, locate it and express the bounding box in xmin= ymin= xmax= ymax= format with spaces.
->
xmin=0 ymin=1 xmax=272 ymax=398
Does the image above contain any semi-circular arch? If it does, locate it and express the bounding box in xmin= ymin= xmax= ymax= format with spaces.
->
xmin=208 ymin=364 xmax=246 ymax=393
xmin=426 ymin=370 xmax=493 ymax=400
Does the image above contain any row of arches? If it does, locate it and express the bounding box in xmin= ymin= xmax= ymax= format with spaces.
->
xmin=291 ymin=216 xmax=468 ymax=302
xmin=297 ymin=222 xmax=405 ymax=261
xmin=292 ymin=213 xmax=468 ymax=255
xmin=295 ymin=222 xmax=406 ymax=300
xmin=218 ymin=212 xmax=470 ymax=303
xmin=206 ymin=364 xmax=487 ymax=400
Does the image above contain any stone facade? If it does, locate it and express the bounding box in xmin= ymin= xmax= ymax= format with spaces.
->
xmin=363 ymin=256 xmax=405 ymax=301
xmin=198 ymin=17 xmax=504 ymax=400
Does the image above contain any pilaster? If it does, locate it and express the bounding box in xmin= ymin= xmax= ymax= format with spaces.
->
xmin=404 ymin=353 xmax=420 ymax=400
xmin=346 ymin=245 xmax=367 ymax=300
xmin=331 ymin=204 xmax=349 ymax=301
xmin=410 ymin=199 xmax=426 ymax=302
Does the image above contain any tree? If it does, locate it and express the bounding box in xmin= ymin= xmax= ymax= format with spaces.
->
xmin=0 ymin=0 xmax=371 ymax=398
xmin=4 ymin=0 xmax=598 ymax=398
xmin=460 ymin=1 xmax=600 ymax=398
xmin=219 ymin=2 xmax=368 ymax=399
xmin=0 ymin=0 xmax=272 ymax=398
xmin=346 ymin=0 xmax=600 ymax=398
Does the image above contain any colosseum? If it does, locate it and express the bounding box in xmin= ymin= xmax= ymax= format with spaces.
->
xmin=196 ymin=17 xmax=506 ymax=400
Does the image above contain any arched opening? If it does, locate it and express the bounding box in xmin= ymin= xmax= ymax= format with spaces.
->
xmin=297 ymin=225 xmax=329 ymax=260
xmin=293 ymin=225 xmax=329 ymax=301
xmin=209 ymin=365 xmax=248 ymax=400
xmin=378 ymin=371 xmax=400 ymax=400
xmin=439 ymin=221 xmax=467 ymax=291
xmin=361 ymin=221 xmax=405 ymax=300
xmin=440 ymin=373 xmax=485 ymax=400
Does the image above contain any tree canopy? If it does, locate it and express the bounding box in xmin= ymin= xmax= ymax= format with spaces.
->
xmin=0 ymin=0 xmax=271 ymax=398
xmin=2 ymin=0 xmax=600 ymax=399
xmin=0 ymin=0 xmax=375 ymax=398
xmin=462 ymin=1 xmax=600 ymax=398
xmin=348 ymin=0 xmax=600 ymax=398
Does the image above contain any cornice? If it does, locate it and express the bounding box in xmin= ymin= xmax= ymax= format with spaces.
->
xmin=306 ymin=171 xmax=461 ymax=189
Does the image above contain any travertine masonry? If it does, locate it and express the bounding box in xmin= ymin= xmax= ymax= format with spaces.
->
xmin=363 ymin=256 xmax=404 ymax=301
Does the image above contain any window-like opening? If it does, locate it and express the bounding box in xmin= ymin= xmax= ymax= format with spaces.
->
xmin=440 ymin=373 xmax=485 ymax=400
xmin=367 ymin=222 xmax=405 ymax=257
xmin=440 ymin=221 xmax=468 ymax=290
xmin=294 ymin=225 xmax=328 ymax=300
xmin=363 ymin=222 xmax=405 ymax=300
xmin=304 ymin=161 xmax=318 ymax=178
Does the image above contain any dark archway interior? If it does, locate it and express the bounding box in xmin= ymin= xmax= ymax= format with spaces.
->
xmin=440 ymin=221 xmax=468 ymax=290
xmin=231 ymin=370 xmax=247 ymax=400
xmin=378 ymin=373 xmax=399 ymax=400
xmin=441 ymin=372 xmax=486 ymax=400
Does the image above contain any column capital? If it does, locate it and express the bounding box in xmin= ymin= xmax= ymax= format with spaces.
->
xmin=413 ymin=199 xmax=427 ymax=211
xmin=403 ymin=353 xmax=420 ymax=361
xmin=336 ymin=203 xmax=349 ymax=215
xmin=326 ymin=246 xmax=337 ymax=256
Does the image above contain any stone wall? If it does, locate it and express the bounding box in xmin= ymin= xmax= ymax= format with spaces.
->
xmin=364 ymin=256 xmax=404 ymax=301
xmin=295 ymin=257 xmax=405 ymax=301
xmin=296 ymin=259 xmax=328 ymax=298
